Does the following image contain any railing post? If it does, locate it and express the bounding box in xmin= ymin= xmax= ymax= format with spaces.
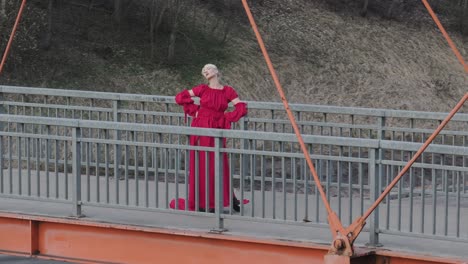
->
xmin=371 ymin=116 xmax=385 ymax=246
xmin=0 ymin=91 xmax=5 ymax=131
xmin=113 ymin=100 xmax=122 ymax=183
xmin=239 ymin=116 xmax=248 ymax=213
xmin=367 ymin=148 xmax=380 ymax=246
xmin=72 ymin=127 xmax=84 ymax=217
xmin=214 ymin=136 xmax=225 ymax=231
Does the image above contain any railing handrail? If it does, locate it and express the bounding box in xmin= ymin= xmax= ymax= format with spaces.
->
xmin=2 ymin=85 xmax=468 ymax=122
xmin=3 ymin=114 xmax=468 ymax=154
xmin=0 ymin=114 xmax=379 ymax=148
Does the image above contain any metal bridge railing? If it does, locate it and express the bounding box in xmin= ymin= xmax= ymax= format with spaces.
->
xmin=2 ymin=85 xmax=466 ymax=200
xmin=1 ymin=85 xmax=467 ymax=145
xmin=0 ymin=114 xmax=466 ymax=246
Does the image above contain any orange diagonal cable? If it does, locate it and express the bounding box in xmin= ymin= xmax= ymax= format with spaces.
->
xmin=422 ymin=0 xmax=468 ymax=74
xmin=240 ymin=0 xmax=347 ymax=236
xmin=0 ymin=0 xmax=27 ymax=75
xmin=347 ymin=0 xmax=468 ymax=238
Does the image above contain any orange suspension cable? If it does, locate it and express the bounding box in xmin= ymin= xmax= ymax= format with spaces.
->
xmin=358 ymin=93 xmax=467 ymax=222
xmin=242 ymin=0 xmax=345 ymax=234
xmin=0 ymin=0 xmax=27 ymax=75
xmin=421 ymin=0 xmax=468 ymax=74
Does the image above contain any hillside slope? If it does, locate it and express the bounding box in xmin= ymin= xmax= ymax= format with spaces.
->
xmin=226 ymin=0 xmax=468 ymax=113
xmin=0 ymin=0 xmax=467 ymax=113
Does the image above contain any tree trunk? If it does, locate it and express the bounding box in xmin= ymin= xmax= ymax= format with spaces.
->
xmin=386 ymin=0 xmax=396 ymax=18
xmin=167 ymin=0 xmax=181 ymax=63
xmin=79 ymin=0 xmax=95 ymax=40
xmin=0 ymin=0 xmax=6 ymax=35
xmin=220 ymin=0 xmax=234 ymax=44
xmin=167 ymin=19 xmax=178 ymax=63
xmin=360 ymin=0 xmax=369 ymax=17
xmin=0 ymin=0 xmax=6 ymax=21
xmin=40 ymin=0 xmax=53 ymax=50
xmin=461 ymin=0 xmax=468 ymax=35
xmin=113 ymin=0 xmax=122 ymax=24
xmin=150 ymin=0 xmax=168 ymax=58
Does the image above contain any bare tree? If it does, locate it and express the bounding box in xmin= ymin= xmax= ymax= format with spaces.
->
xmin=167 ymin=0 xmax=182 ymax=63
xmin=40 ymin=0 xmax=54 ymax=50
xmin=360 ymin=0 xmax=369 ymax=16
xmin=220 ymin=0 xmax=236 ymax=44
xmin=0 ymin=0 xmax=5 ymax=38
xmin=461 ymin=0 xmax=468 ymax=35
xmin=0 ymin=0 xmax=6 ymax=21
xmin=113 ymin=0 xmax=122 ymax=24
xmin=360 ymin=0 xmax=398 ymax=18
xmin=386 ymin=0 xmax=397 ymax=18
xmin=149 ymin=0 xmax=168 ymax=58
xmin=77 ymin=0 xmax=96 ymax=40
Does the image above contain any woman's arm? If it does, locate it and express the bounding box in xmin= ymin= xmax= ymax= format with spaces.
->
xmin=175 ymin=89 xmax=199 ymax=122
xmin=175 ymin=90 xmax=193 ymax=105
xmin=231 ymin=97 xmax=240 ymax=105
xmin=225 ymin=100 xmax=247 ymax=123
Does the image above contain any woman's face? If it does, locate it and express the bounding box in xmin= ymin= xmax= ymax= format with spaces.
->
xmin=202 ymin=67 xmax=217 ymax=80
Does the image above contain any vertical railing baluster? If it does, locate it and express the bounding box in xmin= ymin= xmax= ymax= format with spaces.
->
xmin=27 ymin=136 xmax=31 ymax=196
xmin=64 ymin=132 xmax=69 ymax=200
xmin=113 ymin=100 xmax=121 ymax=205
xmin=18 ymin=123 xmax=23 ymax=196
xmin=72 ymin=127 xmax=82 ymax=217
xmin=45 ymin=125 xmax=50 ymax=197
xmin=368 ymin=148 xmax=380 ymax=246
xmin=144 ymin=146 xmax=149 ymax=208
xmin=240 ymin=117 xmax=248 ymax=214
xmin=86 ymin=142 xmax=90 ymax=202
xmin=105 ymin=129 xmax=109 ymax=204
xmin=214 ymin=136 xmax=224 ymax=230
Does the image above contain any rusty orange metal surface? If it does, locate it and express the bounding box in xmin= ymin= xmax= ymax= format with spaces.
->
xmin=0 ymin=217 xmax=32 ymax=253
xmin=0 ymin=213 xmax=328 ymax=264
xmin=0 ymin=212 xmax=466 ymax=264
xmin=376 ymin=251 xmax=467 ymax=264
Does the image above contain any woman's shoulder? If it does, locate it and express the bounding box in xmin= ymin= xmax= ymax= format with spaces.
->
xmin=223 ymin=85 xmax=236 ymax=92
xmin=193 ymin=83 xmax=208 ymax=89
xmin=223 ymin=85 xmax=239 ymax=99
xmin=191 ymin=84 xmax=208 ymax=95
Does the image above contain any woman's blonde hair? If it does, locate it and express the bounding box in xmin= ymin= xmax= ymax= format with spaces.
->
xmin=201 ymin=64 xmax=221 ymax=78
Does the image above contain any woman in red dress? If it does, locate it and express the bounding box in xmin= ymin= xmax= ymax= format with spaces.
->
xmin=171 ymin=64 xmax=248 ymax=212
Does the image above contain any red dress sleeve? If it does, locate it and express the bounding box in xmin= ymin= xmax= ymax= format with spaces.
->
xmin=192 ymin=84 xmax=206 ymax=97
xmin=224 ymin=86 xmax=239 ymax=102
xmin=175 ymin=89 xmax=198 ymax=123
xmin=224 ymin=86 xmax=247 ymax=128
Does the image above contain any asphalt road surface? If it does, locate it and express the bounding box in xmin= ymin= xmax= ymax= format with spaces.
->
xmin=0 ymin=255 xmax=73 ymax=264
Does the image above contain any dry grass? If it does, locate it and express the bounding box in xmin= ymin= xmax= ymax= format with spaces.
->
xmin=221 ymin=0 xmax=468 ymax=113
xmin=1 ymin=0 xmax=467 ymax=114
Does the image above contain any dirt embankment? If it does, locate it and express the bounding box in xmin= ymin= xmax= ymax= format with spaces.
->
xmin=0 ymin=0 xmax=467 ymax=114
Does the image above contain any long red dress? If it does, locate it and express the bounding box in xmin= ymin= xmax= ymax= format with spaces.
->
xmin=171 ymin=84 xmax=248 ymax=211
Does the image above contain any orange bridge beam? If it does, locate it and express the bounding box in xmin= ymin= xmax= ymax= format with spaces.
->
xmin=0 ymin=212 xmax=465 ymax=264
